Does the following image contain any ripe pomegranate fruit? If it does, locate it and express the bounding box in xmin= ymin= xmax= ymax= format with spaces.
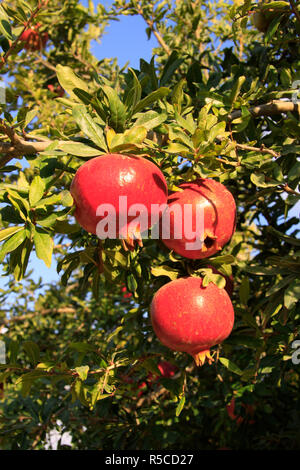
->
xmin=70 ymin=153 xmax=168 ymax=249
xmin=147 ymin=360 xmax=178 ymax=384
xmin=20 ymin=24 xmax=48 ymax=51
xmin=47 ymin=84 xmax=65 ymax=97
xmin=150 ymin=276 xmax=234 ymax=366
xmin=121 ymin=285 xmax=132 ymax=299
xmin=157 ymin=360 xmax=178 ymax=378
xmin=160 ymin=178 xmax=236 ymax=259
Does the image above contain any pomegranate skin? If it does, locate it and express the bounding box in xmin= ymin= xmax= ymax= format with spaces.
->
xmin=160 ymin=178 xmax=236 ymax=259
xmin=70 ymin=154 xmax=168 ymax=242
xmin=150 ymin=276 xmax=234 ymax=366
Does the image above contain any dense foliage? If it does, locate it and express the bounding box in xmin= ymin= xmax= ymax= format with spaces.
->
xmin=0 ymin=0 xmax=299 ymax=450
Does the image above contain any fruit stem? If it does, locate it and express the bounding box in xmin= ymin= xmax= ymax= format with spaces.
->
xmin=192 ymin=349 xmax=214 ymax=367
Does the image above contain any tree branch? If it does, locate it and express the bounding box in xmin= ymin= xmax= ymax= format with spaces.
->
xmin=227 ymin=100 xmax=300 ymax=122
xmin=136 ymin=2 xmax=171 ymax=56
xmin=0 ymin=138 xmax=51 ymax=167
xmin=235 ymin=143 xmax=280 ymax=158
xmin=0 ymin=307 xmax=76 ymax=330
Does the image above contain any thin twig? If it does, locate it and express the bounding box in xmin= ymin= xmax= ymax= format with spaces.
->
xmin=136 ymin=2 xmax=171 ymax=56
xmin=289 ymin=0 xmax=300 ymax=23
xmin=236 ymin=143 xmax=280 ymax=158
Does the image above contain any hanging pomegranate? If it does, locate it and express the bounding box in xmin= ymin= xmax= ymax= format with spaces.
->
xmin=70 ymin=153 xmax=168 ymax=249
xmin=150 ymin=276 xmax=234 ymax=366
xmin=160 ymin=178 xmax=236 ymax=259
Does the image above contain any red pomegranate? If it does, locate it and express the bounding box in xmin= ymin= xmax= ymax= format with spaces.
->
xmin=160 ymin=178 xmax=236 ymax=259
xmin=157 ymin=360 xmax=178 ymax=378
xmin=20 ymin=25 xmax=48 ymax=51
xmin=70 ymin=154 xmax=168 ymax=249
xmin=150 ymin=276 xmax=234 ymax=366
xmin=47 ymin=84 xmax=65 ymax=97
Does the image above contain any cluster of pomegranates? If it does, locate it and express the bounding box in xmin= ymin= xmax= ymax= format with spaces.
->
xmin=70 ymin=153 xmax=236 ymax=366
xmin=20 ymin=23 xmax=49 ymax=51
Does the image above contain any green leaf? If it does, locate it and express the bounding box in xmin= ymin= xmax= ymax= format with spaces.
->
xmin=101 ymin=85 xmax=127 ymax=132
xmin=69 ymin=342 xmax=97 ymax=354
xmin=107 ymin=326 xmax=123 ymax=344
xmin=175 ymin=111 xmax=196 ymax=134
xmin=229 ymin=76 xmax=246 ymax=107
xmin=227 ymin=335 xmax=263 ymax=350
xmin=23 ymin=341 xmax=40 ymax=366
xmin=72 ymin=105 xmax=108 ymax=151
xmin=284 ymin=280 xmax=300 ymax=310
xmin=265 ymin=226 xmax=300 ymax=246
xmin=0 ymin=229 xmax=27 ymax=262
xmin=29 ymin=176 xmax=46 ymax=207
xmin=8 ymin=340 xmax=19 ymax=364
xmin=33 ymin=227 xmax=53 ymax=268
xmin=133 ymin=87 xmax=170 ymax=115
xmin=239 ymin=277 xmax=250 ymax=305
xmin=151 ymin=265 xmax=179 ymax=281
xmin=75 ymin=365 xmax=89 ymax=381
xmin=264 ymin=14 xmax=283 ymax=44
xmin=56 ymin=65 xmax=89 ymax=101
xmin=160 ymin=51 xmax=184 ymax=87
xmin=166 ymin=142 xmax=190 ymax=154
xmin=124 ymin=68 xmax=142 ymax=115
xmin=201 ymin=271 xmax=226 ymax=289
xmin=55 ymin=141 xmax=101 ymax=157
xmin=0 ymin=226 xmax=23 ymax=242
xmin=0 ymin=9 xmax=13 ymax=41
xmin=24 ymin=108 xmax=38 ymax=128
xmin=265 ymin=275 xmax=295 ymax=298
xmin=250 ymin=173 xmax=279 ymax=188
xmin=175 ymin=395 xmax=186 ymax=417
xmin=219 ymin=357 xmax=243 ymax=375
xmin=133 ymin=110 xmax=167 ymax=131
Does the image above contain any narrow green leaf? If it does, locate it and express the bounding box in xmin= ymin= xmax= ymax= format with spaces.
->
xmin=56 ymin=141 xmax=101 ymax=157
xmin=176 ymin=395 xmax=186 ymax=417
xmin=23 ymin=341 xmax=40 ymax=366
xmin=72 ymin=104 xmax=108 ymax=151
xmin=284 ymin=280 xmax=300 ymax=310
xmin=0 ymin=226 xmax=23 ymax=242
xmin=29 ymin=176 xmax=46 ymax=207
xmin=133 ymin=110 xmax=167 ymax=131
xmin=56 ymin=65 xmax=89 ymax=101
xmin=102 ymin=85 xmax=127 ymax=132
xmin=219 ymin=357 xmax=243 ymax=375
xmin=239 ymin=277 xmax=250 ymax=305
xmin=33 ymin=227 xmax=54 ymax=268
xmin=229 ymin=76 xmax=246 ymax=106
xmin=133 ymin=87 xmax=170 ymax=115
xmin=0 ymin=229 xmax=27 ymax=262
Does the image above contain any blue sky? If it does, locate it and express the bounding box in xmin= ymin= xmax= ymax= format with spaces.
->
xmin=84 ymin=0 xmax=159 ymax=69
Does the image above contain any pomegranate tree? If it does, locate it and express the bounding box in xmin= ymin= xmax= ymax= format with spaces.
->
xmin=160 ymin=178 xmax=236 ymax=259
xmin=70 ymin=153 xmax=168 ymax=249
xmin=150 ymin=276 xmax=234 ymax=366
